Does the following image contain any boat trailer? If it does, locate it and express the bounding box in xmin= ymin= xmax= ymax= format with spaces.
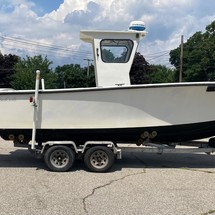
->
xmin=10 ymin=71 xmax=215 ymax=172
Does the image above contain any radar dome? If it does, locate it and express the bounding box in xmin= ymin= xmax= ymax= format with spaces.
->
xmin=129 ymin=21 xmax=146 ymax=31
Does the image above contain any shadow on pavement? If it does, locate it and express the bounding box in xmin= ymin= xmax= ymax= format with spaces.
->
xmin=114 ymin=151 xmax=215 ymax=170
xmin=0 ymin=149 xmax=215 ymax=172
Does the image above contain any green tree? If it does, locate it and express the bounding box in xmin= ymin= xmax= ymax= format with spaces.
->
xmin=11 ymin=55 xmax=57 ymax=90
xmin=149 ymin=65 xmax=175 ymax=83
xmin=130 ymin=52 xmax=151 ymax=84
xmin=0 ymin=53 xmax=19 ymax=88
xmin=55 ymin=64 xmax=95 ymax=88
xmin=170 ymin=21 xmax=215 ymax=82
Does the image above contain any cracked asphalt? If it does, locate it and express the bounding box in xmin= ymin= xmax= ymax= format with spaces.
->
xmin=0 ymin=139 xmax=215 ymax=215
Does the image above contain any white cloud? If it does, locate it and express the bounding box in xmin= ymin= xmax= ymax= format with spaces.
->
xmin=0 ymin=0 xmax=214 ymax=67
xmin=152 ymin=0 xmax=195 ymax=8
xmin=64 ymin=1 xmax=102 ymax=26
xmin=45 ymin=0 xmax=88 ymax=21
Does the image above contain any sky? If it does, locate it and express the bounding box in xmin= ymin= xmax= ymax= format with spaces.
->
xmin=0 ymin=0 xmax=215 ymax=69
xmin=30 ymin=0 xmax=64 ymax=15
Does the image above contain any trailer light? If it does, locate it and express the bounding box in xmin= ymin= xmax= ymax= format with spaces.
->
xmin=29 ymin=96 xmax=34 ymax=103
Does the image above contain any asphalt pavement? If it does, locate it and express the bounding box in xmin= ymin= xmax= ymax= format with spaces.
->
xmin=0 ymin=139 xmax=215 ymax=215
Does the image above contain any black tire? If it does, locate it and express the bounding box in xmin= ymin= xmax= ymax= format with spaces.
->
xmin=44 ymin=145 xmax=75 ymax=172
xmin=84 ymin=146 xmax=115 ymax=172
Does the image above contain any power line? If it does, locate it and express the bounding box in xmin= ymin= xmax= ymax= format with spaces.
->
xmin=0 ymin=35 xmax=92 ymax=55
xmin=144 ymin=50 xmax=171 ymax=57
xmin=146 ymin=52 xmax=169 ymax=61
xmin=2 ymin=42 xmax=93 ymax=59
xmin=0 ymin=34 xmax=94 ymax=64
xmin=1 ymin=34 xmax=176 ymax=61
xmin=1 ymin=42 xmax=93 ymax=65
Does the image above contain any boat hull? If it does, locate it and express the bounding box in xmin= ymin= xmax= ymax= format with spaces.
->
xmin=0 ymin=82 xmax=215 ymax=144
xmin=1 ymin=120 xmax=215 ymax=144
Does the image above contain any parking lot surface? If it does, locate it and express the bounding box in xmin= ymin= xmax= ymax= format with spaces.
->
xmin=0 ymin=139 xmax=215 ymax=215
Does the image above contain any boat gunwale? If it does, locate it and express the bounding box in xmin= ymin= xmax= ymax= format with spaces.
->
xmin=0 ymin=81 xmax=215 ymax=95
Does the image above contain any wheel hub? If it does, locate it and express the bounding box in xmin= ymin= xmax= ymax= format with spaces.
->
xmin=50 ymin=150 xmax=69 ymax=168
xmin=90 ymin=151 xmax=108 ymax=168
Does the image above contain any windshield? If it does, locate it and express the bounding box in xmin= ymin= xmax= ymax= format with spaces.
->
xmin=100 ymin=39 xmax=133 ymax=63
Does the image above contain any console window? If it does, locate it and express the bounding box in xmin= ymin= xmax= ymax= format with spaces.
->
xmin=101 ymin=39 xmax=133 ymax=63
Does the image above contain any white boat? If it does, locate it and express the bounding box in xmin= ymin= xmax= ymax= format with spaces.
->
xmin=1 ymin=22 xmax=215 ymax=146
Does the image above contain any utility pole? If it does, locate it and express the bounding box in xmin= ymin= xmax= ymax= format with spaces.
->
xmin=84 ymin=58 xmax=94 ymax=87
xmin=179 ymin=35 xmax=184 ymax=82
xmin=84 ymin=59 xmax=94 ymax=77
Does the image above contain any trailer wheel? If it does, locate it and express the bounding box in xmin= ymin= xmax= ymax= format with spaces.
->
xmin=84 ymin=146 xmax=114 ymax=172
xmin=44 ymin=145 xmax=75 ymax=172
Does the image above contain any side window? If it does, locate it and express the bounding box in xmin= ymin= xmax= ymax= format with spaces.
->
xmin=100 ymin=39 xmax=133 ymax=63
